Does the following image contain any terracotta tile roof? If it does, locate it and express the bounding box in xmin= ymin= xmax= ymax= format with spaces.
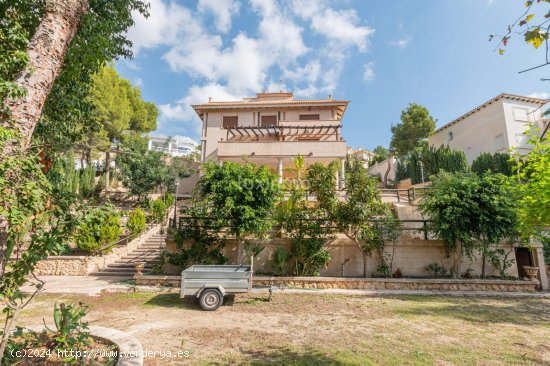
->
xmin=256 ymin=92 xmax=294 ymax=98
xmin=192 ymin=98 xmax=349 ymax=109
xmin=434 ymin=93 xmax=548 ymax=133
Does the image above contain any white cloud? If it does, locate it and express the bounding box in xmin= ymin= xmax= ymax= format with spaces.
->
xmin=128 ymin=0 xmax=375 ymax=137
xmin=159 ymin=83 xmax=242 ymax=136
xmin=133 ymin=77 xmax=143 ymax=87
xmin=389 ymin=35 xmax=411 ymax=49
xmin=124 ymin=60 xmax=140 ymax=71
xmin=127 ymin=0 xmax=199 ymax=54
xmin=389 ymin=22 xmax=412 ymax=49
xmin=251 ymin=0 xmax=309 ymax=63
xmin=363 ymin=62 xmax=375 ymax=82
xmin=198 ymin=0 xmax=240 ymax=33
xmin=528 ymin=92 xmax=550 ymax=100
xmin=291 ymin=0 xmax=374 ymax=51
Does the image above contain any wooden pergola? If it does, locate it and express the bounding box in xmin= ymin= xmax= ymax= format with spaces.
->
xmin=225 ymin=124 xmax=341 ymax=141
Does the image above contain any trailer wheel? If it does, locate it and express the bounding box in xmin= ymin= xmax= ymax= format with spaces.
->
xmin=199 ymin=289 xmax=223 ymax=311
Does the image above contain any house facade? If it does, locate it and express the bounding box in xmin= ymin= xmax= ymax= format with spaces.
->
xmin=192 ymin=92 xmax=349 ymax=184
xmin=428 ymin=93 xmax=548 ymax=163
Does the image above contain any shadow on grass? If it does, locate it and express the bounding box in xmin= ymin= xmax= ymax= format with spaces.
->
xmin=211 ymin=347 xmax=347 ymax=366
xmin=144 ymin=293 xmax=200 ymax=309
xmin=392 ymin=296 xmax=550 ymax=326
xmin=144 ymin=293 xmax=242 ymax=309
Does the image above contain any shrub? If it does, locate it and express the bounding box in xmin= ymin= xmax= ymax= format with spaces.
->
xmin=273 ymin=247 xmax=289 ymax=275
xmin=397 ymin=145 xmax=468 ymax=184
xmin=487 ymin=248 xmax=515 ymax=278
xmin=149 ymin=197 xmax=168 ymax=224
xmin=543 ymin=236 xmax=550 ymax=265
xmin=426 ymin=262 xmax=448 ymax=277
xmin=163 ymin=192 xmax=175 ymax=208
xmin=127 ymin=208 xmax=147 ymax=237
xmin=79 ymin=165 xmax=96 ymax=198
xmin=471 ymin=152 xmax=513 ymax=176
xmin=166 ymin=217 xmax=227 ymax=268
xmin=74 ymin=205 xmax=122 ymax=254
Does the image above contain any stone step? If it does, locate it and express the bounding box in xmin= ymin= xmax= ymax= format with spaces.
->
xmin=94 ymin=271 xmax=134 ymax=277
xmin=123 ymin=254 xmax=161 ymax=258
xmin=119 ymin=257 xmax=160 ymax=262
xmin=101 ymin=266 xmax=153 ymax=272
xmin=112 ymin=261 xmax=161 ymax=266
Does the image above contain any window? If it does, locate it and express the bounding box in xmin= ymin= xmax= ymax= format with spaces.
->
xmin=222 ymin=116 xmax=238 ymax=129
xmin=299 ymin=114 xmax=320 ymax=121
xmin=448 ymin=131 xmax=454 ymax=141
xmin=512 ymin=107 xmax=529 ymax=122
xmin=261 ymin=115 xmax=277 ymax=126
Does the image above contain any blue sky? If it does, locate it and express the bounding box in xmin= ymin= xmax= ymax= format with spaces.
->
xmin=116 ymin=0 xmax=549 ymax=150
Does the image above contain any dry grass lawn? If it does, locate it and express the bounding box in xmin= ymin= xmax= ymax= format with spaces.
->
xmin=16 ymin=292 xmax=550 ymax=365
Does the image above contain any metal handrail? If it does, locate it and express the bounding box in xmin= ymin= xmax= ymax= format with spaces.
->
xmin=177 ymin=216 xmax=431 ymax=240
xmin=380 ymin=186 xmax=431 ymax=203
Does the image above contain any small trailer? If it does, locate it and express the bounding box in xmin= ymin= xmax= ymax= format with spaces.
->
xmin=180 ymin=264 xmax=252 ymax=310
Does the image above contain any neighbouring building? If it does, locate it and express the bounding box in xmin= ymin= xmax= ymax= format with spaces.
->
xmin=192 ymin=91 xmax=349 ymax=185
xmin=148 ymin=135 xmax=197 ymax=157
xmin=347 ymin=147 xmax=374 ymax=165
xmin=429 ymin=93 xmax=548 ymax=163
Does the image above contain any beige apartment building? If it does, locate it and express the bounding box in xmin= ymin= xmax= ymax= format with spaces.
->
xmin=429 ymin=93 xmax=548 ymax=163
xmin=192 ymin=92 xmax=349 ymax=184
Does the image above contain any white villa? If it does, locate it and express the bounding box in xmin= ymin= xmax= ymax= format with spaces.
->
xmin=192 ymin=92 xmax=349 ymax=185
xmin=429 ymin=93 xmax=548 ymax=163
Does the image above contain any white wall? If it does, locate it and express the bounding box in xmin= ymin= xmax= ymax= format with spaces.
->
xmin=429 ymin=98 xmax=545 ymax=164
xmin=429 ymin=100 xmax=507 ymax=164
xmin=502 ymin=100 xmax=542 ymax=157
xmin=367 ymin=157 xmax=396 ymax=182
xmin=202 ymin=107 xmax=338 ymax=162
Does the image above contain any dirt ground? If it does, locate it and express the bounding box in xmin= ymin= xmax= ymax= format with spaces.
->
xmin=15 ymin=292 xmax=550 ymax=365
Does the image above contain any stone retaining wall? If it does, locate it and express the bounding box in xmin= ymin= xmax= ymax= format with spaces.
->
xmin=135 ymin=275 xmax=538 ymax=292
xmin=35 ymin=226 xmax=160 ymax=276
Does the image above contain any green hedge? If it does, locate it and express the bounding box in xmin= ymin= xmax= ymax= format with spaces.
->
xmin=74 ymin=205 xmax=122 ymax=254
xmin=397 ymin=145 xmax=468 ymax=184
xmin=471 ymin=152 xmax=513 ymax=176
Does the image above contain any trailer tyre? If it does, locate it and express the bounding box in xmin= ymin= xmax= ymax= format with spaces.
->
xmin=199 ymin=289 xmax=223 ymax=311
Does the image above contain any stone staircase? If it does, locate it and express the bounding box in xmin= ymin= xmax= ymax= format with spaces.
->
xmin=93 ymin=232 xmax=166 ymax=277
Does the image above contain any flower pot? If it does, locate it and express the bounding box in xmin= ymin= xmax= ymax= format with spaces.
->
xmin=523 ymin=266 xmax=539 ymax=281
xmin=134 ymin=262 xmax=145 ymax=277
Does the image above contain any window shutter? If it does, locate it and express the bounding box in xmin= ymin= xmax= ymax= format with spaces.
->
xmin=299 ymin=114 xmax=320 ymax=121
xmin=223 ymin=116 xmax=238 ymax=128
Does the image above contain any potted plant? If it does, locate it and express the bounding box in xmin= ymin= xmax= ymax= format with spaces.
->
xmin=523 ymin=265 xmax=539 ymax=281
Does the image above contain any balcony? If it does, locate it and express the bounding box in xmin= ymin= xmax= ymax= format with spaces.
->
xmin=221 ymin=123 xmax=342 ymax=141
xmin=218 ymin=140 xmax=347 ymax=158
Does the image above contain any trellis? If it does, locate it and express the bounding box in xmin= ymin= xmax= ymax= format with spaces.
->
xmin=225 ymin=124 xmax=341 ymax=141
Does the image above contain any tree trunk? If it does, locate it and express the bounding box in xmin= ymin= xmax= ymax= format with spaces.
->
xmin=0 ymin=0 xmax=89 ymax=279
xmin=105 ymin=149 xmax=111 ymax=192
xmin=2 ymin=0 xmax=89 ymax=148
xmin=452 ymin=240 xmax=463 ymax=279
xmin=363 ymin=253 xmax=369 ymax=278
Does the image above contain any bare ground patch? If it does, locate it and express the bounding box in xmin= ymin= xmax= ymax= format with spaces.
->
xmin=16 ymin=293 xmax=550 ymax=365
